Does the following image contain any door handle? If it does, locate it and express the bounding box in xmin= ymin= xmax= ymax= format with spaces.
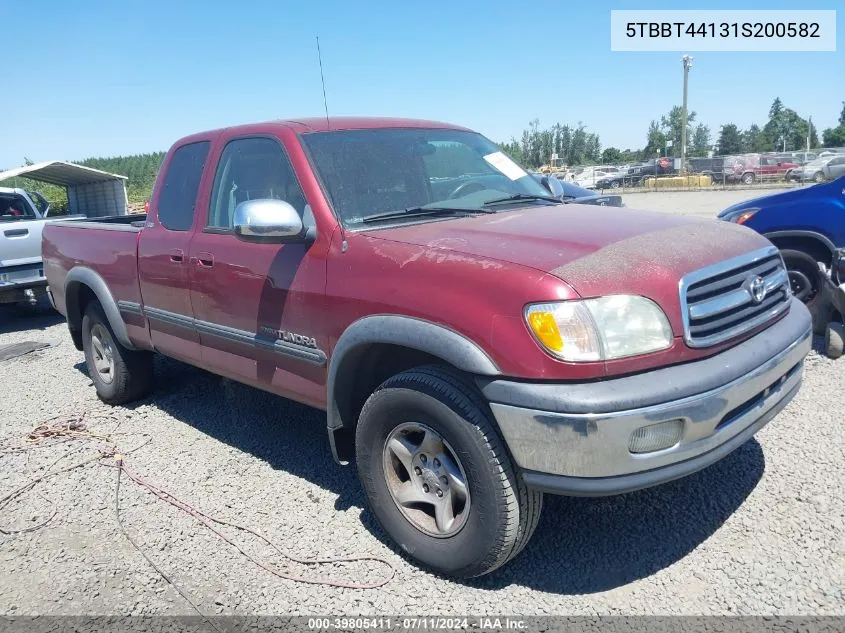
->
xmin=169 ymin=248 xmax=184 ymax=263
xmin=4 ymin=228 xmax=28 ymax=238
xmin=197 ymin=252 xmax=214 ymax=268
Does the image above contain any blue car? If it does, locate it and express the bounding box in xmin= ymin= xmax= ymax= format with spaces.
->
xmin=719 ymin=176 xmax=845 ymax=351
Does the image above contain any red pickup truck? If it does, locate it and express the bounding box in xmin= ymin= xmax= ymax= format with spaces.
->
xmin=726 ymin=154 xmax=800 ymax=185
xmin=43 ymin=118 xmax=812 ymax=578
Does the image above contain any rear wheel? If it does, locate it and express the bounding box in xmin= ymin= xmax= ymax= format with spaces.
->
xmin=355 ymin=366 xmax=543 ymax=578
xmin=814 ymin=171 xmax=825 ymax=183
xmin=82 ymin=302 xmax=153 ymax=404
xmin=609 ymin=180 xmax=621 ymax=189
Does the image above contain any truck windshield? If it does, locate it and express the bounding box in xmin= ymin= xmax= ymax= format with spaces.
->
xmin=300 ymin=128 xmax=552 ymax=226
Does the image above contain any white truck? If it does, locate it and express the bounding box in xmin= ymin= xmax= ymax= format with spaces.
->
xmin=0 ymin=162 xmax=128 ymax=308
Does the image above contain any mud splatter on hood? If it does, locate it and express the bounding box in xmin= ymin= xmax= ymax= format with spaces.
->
xmin=549 ymin=219 xmax=768 ymax=295
xmin=365 ymin=204 xmax=768 ymax=289
xmin=364 ymin=203 xmax=771 ymax=334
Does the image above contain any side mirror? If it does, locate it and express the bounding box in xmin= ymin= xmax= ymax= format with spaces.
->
xmin=541 ymin=175 xmax=564 ymax=200
xmin=233 ymin=199 xmax=305 ymax=243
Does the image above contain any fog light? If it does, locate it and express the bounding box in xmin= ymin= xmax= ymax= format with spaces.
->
xmin=628 ymin=420 xmax=684 ymax=454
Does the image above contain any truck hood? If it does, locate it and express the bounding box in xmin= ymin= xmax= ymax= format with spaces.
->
xmin=365 ymin=203 xmax=769 ymax=301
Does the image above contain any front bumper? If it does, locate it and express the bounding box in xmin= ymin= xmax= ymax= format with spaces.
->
xmin=479 ymin=299 xmax=812 ymax=496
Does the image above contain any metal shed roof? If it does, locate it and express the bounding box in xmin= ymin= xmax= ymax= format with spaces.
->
xmin=0 ymin=161 xmax=127 ymax=186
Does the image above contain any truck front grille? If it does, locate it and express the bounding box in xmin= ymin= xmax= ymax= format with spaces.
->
xmin=680 ymin=246 xmax=791 ymax=348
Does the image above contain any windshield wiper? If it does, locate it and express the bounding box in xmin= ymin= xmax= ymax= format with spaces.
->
xmin=361 ymin=206 xmax=494 ymax=224
xmin=482 ymin=193 xmax=562 ymax=207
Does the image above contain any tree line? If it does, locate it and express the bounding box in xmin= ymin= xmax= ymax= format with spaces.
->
xmin=77 ymin=152 xmax=165 ymax=203
xmin=0 ymin=152 xmax=165 ymax=212
xmin=499 ymin=96 xmax=843 ymax=170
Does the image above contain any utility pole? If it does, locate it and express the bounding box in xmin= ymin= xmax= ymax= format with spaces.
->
xmin=680 ymin=55 xmax=693 ymax=174
xmin=807 ymin=116 xmax=812 ymax=152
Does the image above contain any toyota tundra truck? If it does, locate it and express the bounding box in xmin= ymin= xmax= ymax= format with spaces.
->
xmin=42 ymin=118 xmax=812 ymax=578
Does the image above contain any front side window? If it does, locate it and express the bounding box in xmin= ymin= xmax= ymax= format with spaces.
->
xmin=300 ymin=128 xmax=550 ymax=227
xmin=208 ymin=137 xmax=306 ymax=229
xmin=157 ymin=141 xmax=210 ymax=231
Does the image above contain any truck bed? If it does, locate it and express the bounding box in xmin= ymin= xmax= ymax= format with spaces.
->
xmin=42 ymin=216 xmax=146 ymax=325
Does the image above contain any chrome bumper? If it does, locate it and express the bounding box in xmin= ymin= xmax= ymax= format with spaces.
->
xmin=482 ymin=299 xmax=812 ymax=496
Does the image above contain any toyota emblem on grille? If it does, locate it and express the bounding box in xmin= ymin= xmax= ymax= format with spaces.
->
xmin=747 ymin=275 xmax=767 ymax=303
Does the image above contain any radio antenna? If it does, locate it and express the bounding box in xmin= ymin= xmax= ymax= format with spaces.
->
xmin=316 ymin=36 xmax=330 ymax=130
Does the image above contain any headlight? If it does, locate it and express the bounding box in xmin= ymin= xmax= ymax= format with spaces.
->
xmin=525 ymin=296 xmax=673 ymax=362
xmin=721 ymin=207 xmax=759 ymax=224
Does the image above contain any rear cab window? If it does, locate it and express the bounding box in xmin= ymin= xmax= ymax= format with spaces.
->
xmin=157 ymin=141 xmax=210 ymax=231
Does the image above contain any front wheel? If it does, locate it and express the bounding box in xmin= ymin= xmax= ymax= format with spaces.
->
xmin=355 ymin=366 xmax=543 ymax=578
xmin=814 ymin=171 xmax=825 ymax=183
xmin=780 ymin=249 xmax=831 ymax=334
xmin=741 ymin=172 xmax=755 ymax=185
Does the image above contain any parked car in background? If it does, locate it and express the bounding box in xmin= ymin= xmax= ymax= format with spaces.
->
xmin=718 ymin=176 xmax=845 ymax=351
xmin=595 ymin=171 xmax=635 ymax=189
xmin=787 ymin=156 xmax=843 ymax=183
xmin=574 ymin=165 xmax=619 ymax=189
xmin=687 ymin=157 xmax=726 ymax=180
xmin=824 ymin=155 xmax=845 ymax=181
xmin=596 ymin=158 xmax=678 ymax=189
xmin=44 ymin=116 xmax=811 ymax=578
xmin=0 ymin=187 xmax=54 ymax=306
xmin=531 ymin=174 xmax=623 ymax=206
xmin=0 ymin=162 xmax=128 ymax=309
xmin=789 ymin=151 xmax=818 ymax=165
xmin=818 ymin=148 xmax=845 ymax=158
xmin=724 ymin=154 xmax=798 ymax=184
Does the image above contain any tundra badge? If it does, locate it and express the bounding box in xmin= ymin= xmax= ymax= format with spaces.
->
xmin=259 ymin=326 xmax=319 ymax=349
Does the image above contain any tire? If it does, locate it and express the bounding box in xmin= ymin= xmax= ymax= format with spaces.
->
xmin=741 ymin=172 xmax=755 ymax=185
xmin=780 ymin=249 xmax=831 ymax=335
xmin=609 ymin=180 xmax=621 ymax=189
xmin=355 ymin=365 xmax=543 ymax=578
xmin=826 ymin=323 xmax=844 ymax=360
xmin=813 ymin=171 xmax=825 ymax=183
xmin=82 ymin=301 xmax=153 ymax=404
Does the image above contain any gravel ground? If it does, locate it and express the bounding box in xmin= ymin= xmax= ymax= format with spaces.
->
xmin=1 ymin=204 xmax=843 ymax=616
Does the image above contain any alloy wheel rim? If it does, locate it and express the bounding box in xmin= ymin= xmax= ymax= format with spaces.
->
xmin=382 ymin=422 xmax=470 ymax=538
xmin=90 ymin=324 xmax=115 ymax=384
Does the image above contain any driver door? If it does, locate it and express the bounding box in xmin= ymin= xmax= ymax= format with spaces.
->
xmin=188 ymin=134 xmax=328 ymax=404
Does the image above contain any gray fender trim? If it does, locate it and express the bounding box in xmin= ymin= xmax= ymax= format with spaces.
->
xmin=65 ymin=266 xmax=135 ymax=350
xmin=327 ymin=315 xmax=500 ymax=435
xmin=764 ymin=230 xmax=837 ymax=255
